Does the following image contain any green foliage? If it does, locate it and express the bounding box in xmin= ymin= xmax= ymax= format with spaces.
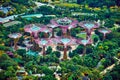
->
xmin=23 ymin=76 xmax=38 ymax=80
xmin=107 ymin=32 xmax=120 ymax=40
xmin=86 ymin=46 xmax=93 ymax=54
xmin=39 ymin=55 xmax=59 ymax=64
xmin=83 ymin=54 xmax=99 ymax=68
xmin=41 ymin=75 xmax=57 ymax=80
xmin=103 ymin=40 xmax=118 ymax=50
xmin=23 ymin=54 xmax=34 ymax=62
xmin=0 ymin=67 xmax=17 ymax=80
xmin=0 ymin=45 xmax=6 ymax=50
xmin=46 ymin=46 xmax=52 ymax=55
xmin=12 ymin=58 xmax=24 ymax=65
xmin=69 ymin=51 xmax=78 ymax=58
xmin=0 ymin=60 xmax=17 ymax=70
xmin=71 ymin=55 xmax=83 ymax=65
xmin=103 ymin=64 xmax=120 ymax=80
xmin=102 ymin=58 xmax=112 ymax=68
xmin=1 ymin=0 xmax=10 ymax=3
xmin=0 ymin=11 xmax=5 ymax=17
xmin=40 ymin=66 xmax=54 ymax=75
xmin=0 ymin=71 xmax=6 ymax=80
xmin=0 ymin=54 xmax=10 ymax=62
xmin=25 ymin=61 xmax=38 ymax=73
xmin=77 ymin=0 xmax=116 ymax=7
xmin=4 ymin=66 xmax=16 ymax=78
xmin=96 ymin=40 xmax=118 ymax=52
xmin=37 ymin=6 xmax=54 ymax=15
xmin=103 ymin=74 xmax=113 ymax=80
xmin=16 ymin=49 xmax=26 ymax=57
xmin=104 ymin=19 xmax=115 ymax=28
xmin=0 ymin=54 xmax=17 ymax=71
xmin=70 ymin=28 xmax=80 ymax=37
xmin=56 ymin=29 xmax=62 ymax=36
xmin=73 ymin=45 xmax=84 ymax=54
xmin=97 ymin=65 xmax=104 ymax=71
xmin=90 ymin=69 xmax=102 ymax=80
xmin=11 ymin=0 xmax=31 ymax=5
xmin=0 ymin=0 xmax=120 ymax=79
xmin=52 ymin=51 xmax=61 ymax=58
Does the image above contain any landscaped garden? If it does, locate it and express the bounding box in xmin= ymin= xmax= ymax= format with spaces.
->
xmin=0 ymin=0 xmax=120 ymax=80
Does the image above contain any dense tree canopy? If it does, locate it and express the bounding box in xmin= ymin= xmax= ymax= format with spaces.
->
xmin=77 ymin=0 xmax=117 ymax=7
xmin=0 ymin=0 xmax=120 ymax=80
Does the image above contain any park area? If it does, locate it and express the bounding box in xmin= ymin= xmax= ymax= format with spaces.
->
xmin=0 ymin=0 xmax=120 ymax=80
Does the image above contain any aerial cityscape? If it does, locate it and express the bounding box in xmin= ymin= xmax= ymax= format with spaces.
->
xmin=0 ymin=0 xmax=120 ymax=80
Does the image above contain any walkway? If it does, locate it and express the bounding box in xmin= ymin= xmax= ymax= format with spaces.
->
xmin=100 ymin=57 xmax=120 ymax=75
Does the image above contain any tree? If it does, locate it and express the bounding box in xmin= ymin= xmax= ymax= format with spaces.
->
xmin=0 ymin=60 xmax=17 ymax=70
xmin=83 ymin=54 xmax=99 ymax=68
xmin=23 ymin=76 xmax=38 ymax=80
xmin=25 ymin=61 xmax=35 ymax=73
xmin=84 ymin=0 xmax=116 ymax=7
xmin=104 ymin=19 xmax=115 ymax=28
xmin=41 ymin=75 xmax=57 ymax=80
xmin=16 ymin=49 xmax=26 ymax=57
xmin=11 ymin=0 xmax=30 ymax=5
xmin=73 ymin=45 xmax=84 ymax=55
xmin=0 ymin=53 xmax=10 ymax=61
xmin=0 ymin=0 xmax=10 ymax=4
xmin=103 ymin=74 xmax=113 ymax=80
xmin=52 ymin=51 xmax=61 ymax=58
xmin=41 ymin=66 xmax=54 ymax=75
xmin=0 ymin=71 xmax=6 ymax=80
xmin=86 ymin=46 xmax=93 ymax=54
xmin=46 ymin=46 xmax=52 ymax=55
xmin=103 ymin=64 xmax=120 ymax=80
xmin=103 ymin=40 xmax=118 ymax=51
xmin=0 ymin=11 xmax=5 ymax=17
xmin=107 ymin=32 xmax=120 ymax=41
xmin=102 ymin=58 xmax=113 ymax=68
xmin=0 ymin=45 xmax=7 ymax=51
xmin=69 ymin=51 xmax=78 ymax=58
xmin=37 ymin=6 xmax=53 ymax=15
xmin=77 ymin=0 xmax=84 ymax=4
xmin=56 ymin=29 xmax=62 ymax=36
xmin=71 ymin=55 xmax=83 ymax=65
xmin=4 ymin=66 xmax=16 ymax=78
